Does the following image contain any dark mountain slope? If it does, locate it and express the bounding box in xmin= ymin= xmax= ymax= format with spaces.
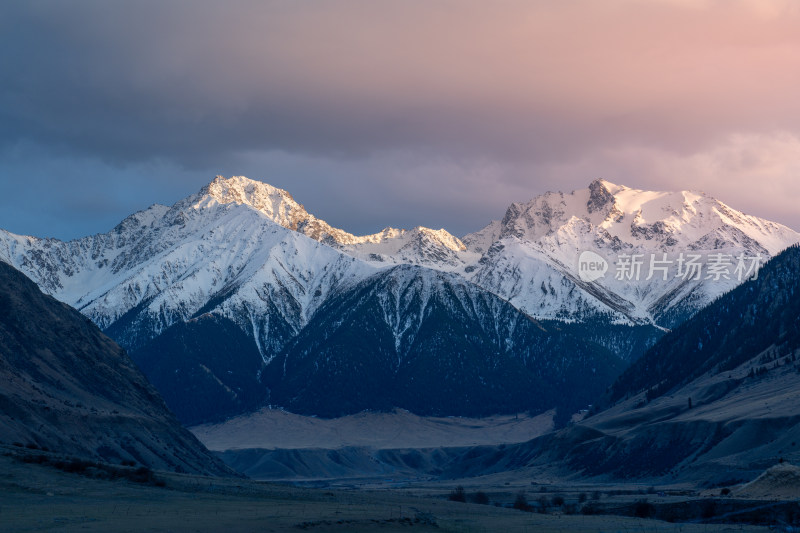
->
xmin=609 ymin=244 xmax=800 ymax=403
xmin=538 ymin=320 xmax=664 ymax=363
xmin=266 ymin=265 xmax=625 ymax=421
xmin=131 ymin=313 xmax=268 ymax=426
xmin=439 ymin=349 xmax=800 ymax=484
xmin=0 ymin=261 xmax=232 ymax=475
xmin=431 ymin=245 xmax=800 ymax=483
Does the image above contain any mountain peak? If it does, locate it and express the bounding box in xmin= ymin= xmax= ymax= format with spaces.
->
xmin=207 ymin=175 xmax=290 ymax=199
xmin=194 ymin=175 xmax=362 ymax=246
xmin=199 ymin=176 xmax=306 ymax=225
xmin=587 ymin=179 xmax=622 ymax=214
xmin=589 ymin=178 xmax=625 ymax=194
xmin=192 ymin=176 xmax=469 ymax=260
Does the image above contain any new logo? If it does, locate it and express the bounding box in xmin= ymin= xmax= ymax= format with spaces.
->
xmin=577 ymin=250 xmax=608 ymax=282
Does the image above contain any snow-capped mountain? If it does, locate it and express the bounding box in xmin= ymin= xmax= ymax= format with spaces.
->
xmin=202 ymin=175 xmax=472 ymax=269
xmin=0 ymin=175 xmax=797 ymax=422
xmin=6 ymin=174 xmax=788 ymax=341
xmin=191 ymin=176 xmax=800 ymax=328
xmin=1 ymin=175 xmax=797 ymax=352
xmin=462 ymin=179 xmax=800 ymax=327
xmin=0 ymin=178 xmax=375 ymax=355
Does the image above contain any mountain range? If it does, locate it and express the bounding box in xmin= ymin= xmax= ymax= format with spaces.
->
xmin=1 ymin=176 xmax=797 ymax=424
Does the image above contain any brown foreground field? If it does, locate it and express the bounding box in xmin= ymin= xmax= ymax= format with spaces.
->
xmin=0 ymin=449 xmax=771 ymax=533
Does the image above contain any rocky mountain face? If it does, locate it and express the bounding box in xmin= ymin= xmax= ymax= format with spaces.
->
xmin=0 ymin=176 xmax=796 ymax=423
xmin=0 ymin=261 xmax=232 ymax=475
xmin=462 ymin=179 xmax=799 ymax=328
xmin=266 ymin=265 xmax=623 ymax=421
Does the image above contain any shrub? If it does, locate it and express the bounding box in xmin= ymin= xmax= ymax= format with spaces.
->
xmin=634 ymin=499 xmax=656 ymax=519
xmin=513 ymin=491 xmax=531 ymax=512
xmin=578 ymin=492 xmax=588 ymax=503
xmin=537 ymin=496 xmax=549 ymax=513
xmin=130 ymin=466 xmax=156 ymax=484
xmin=57 ymin=459 xmax=93 ymax=474
xmin=448 ymin=486 xmax=466 ymax=503
xmin=471 ymin=491 xmax=489 ymax=505
xmin=551 ymin=495 xmax=565 ymax=507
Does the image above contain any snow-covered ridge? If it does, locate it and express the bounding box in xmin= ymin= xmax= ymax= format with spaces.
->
xmin=0 ymin=175 xmax=797 ymax=357
xmin=0 ymin=183 xmax=377 ymax=358
xmin=462 ymin=179 xmax=800 ymax=326
xmin=190 ymin=176 xmax=471 ymax=270
xmin=473 ymin=179 xmax=797 ymax=254
xmin=196 ymin=175 xmax=466 ymax=254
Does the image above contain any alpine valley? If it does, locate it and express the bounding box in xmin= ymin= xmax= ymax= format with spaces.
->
xmin=1 ymin=176 xmax=797 ymax=425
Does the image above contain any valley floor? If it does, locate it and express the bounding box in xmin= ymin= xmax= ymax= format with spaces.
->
xmin=191 ymin=408 xmax=555 ymax=451
xmin=0 ymin=449 xmax=772 ymax=533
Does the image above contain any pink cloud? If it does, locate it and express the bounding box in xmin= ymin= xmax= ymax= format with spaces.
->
xmin=4 ymin=1 xmax=800 ymax=237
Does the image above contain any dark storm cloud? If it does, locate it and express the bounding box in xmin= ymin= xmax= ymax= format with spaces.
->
xmin=2 ymin=1 xmax=800 ymax=239
xmin=5 ymin=0 xmax=799 ymax=167
xmin=1 ymin=1 xmax=469 ymax=165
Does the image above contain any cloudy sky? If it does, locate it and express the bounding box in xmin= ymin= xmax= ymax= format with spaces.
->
xmin=2 ymin=0 xmax=800 ymax=239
